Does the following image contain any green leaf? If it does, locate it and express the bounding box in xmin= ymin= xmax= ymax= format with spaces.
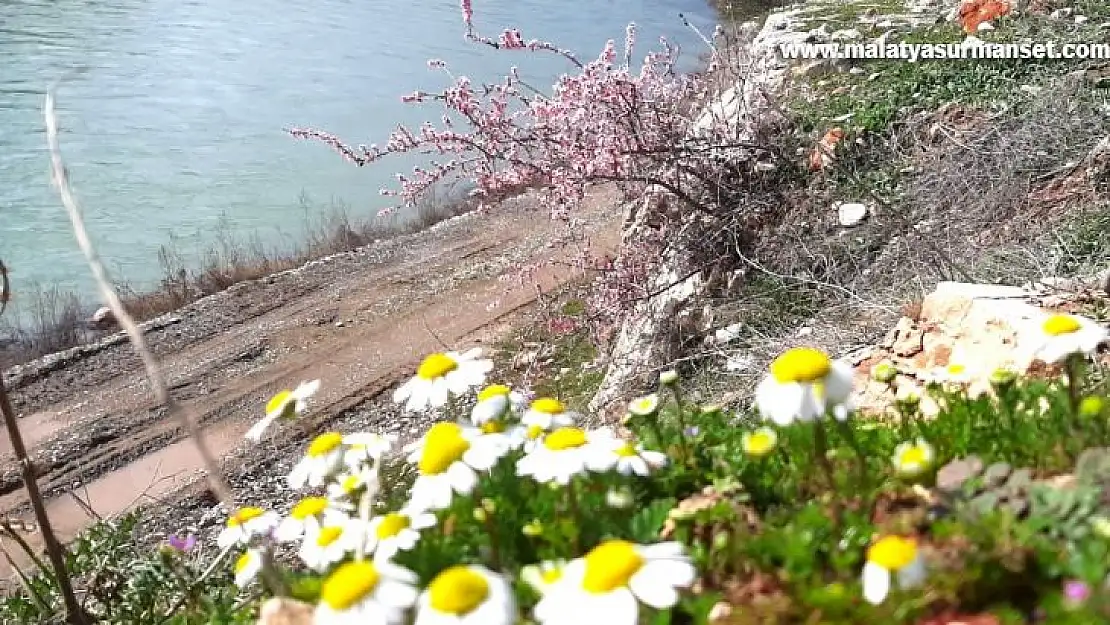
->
xmin=630 ymin=498 xmax=676 ymax=543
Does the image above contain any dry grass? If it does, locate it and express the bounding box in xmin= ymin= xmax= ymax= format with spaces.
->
xmin=0 ymin=191 xmax=474 ymax=369
xmin=669 ymin=76 xmax=1110 ymax=410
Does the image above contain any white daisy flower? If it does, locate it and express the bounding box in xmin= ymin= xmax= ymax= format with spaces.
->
xmin=299 ymin=518 xmax=369 ymax=573
xmin=591 ymin=436 xmax=668 ymax=476
xmin=516 ymin=426 xmax=613 ymax=485
xmin=394 ymin=349 xmax=493 ymax=413
xmin=892 ymin=439 xmax=935 ymax=479
xmin=470 ymin=384 xmax=525 ymax=426
xmin=754 ymin=347 xmax=855 ymax=425
xmin=315 ymin=559 xmax=419 ymax=625
xmin=365 ymin=506 xmax=438 ymax=562
xmin=414 ymin=565 xmax=515 ymax=625
xmin=233 ymin=548 xmax=264 ymax=588
xmin=246 ymin=380 xmax=321 ymax=442
xmin=343 ymin=432 xmax=396 ymax=470
xmin=861 ymin=535 xmax=927 ymax=605
xmin=274 ymin=496 xmax=352 ymax=543
xmin=627 ymin=394 xmax=660 ymax=417
xmin=216 ymin=507 xmax=280 ymax=549
xmin=521 ymin=560 xmax=568 ymax=597
xmin=741 ymin=427 xmax=778 ymax=458
xmin=534 ymin=540 xmax=696 ymax=625
xmin=509 ymin=423 xmax=548 ymax=453
xmin=522 ymin=397 xmax=578 ymax=430
xmin=405 ymin=422 xmax=507 ymax=511
xmin=1030 ymin=313 xmax=1109 ymax=365
xmin=289 ymin=431 xmax=348 ymax=489
xmin=327 ymin=466 xmax=380 ymax=504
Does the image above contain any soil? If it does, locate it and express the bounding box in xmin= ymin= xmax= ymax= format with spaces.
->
xmin=0 ymin=187 xmax=622 ymax=583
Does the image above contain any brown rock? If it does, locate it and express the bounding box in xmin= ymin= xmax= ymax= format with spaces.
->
xmin=256 ymin=597 xmax=315 ymax=625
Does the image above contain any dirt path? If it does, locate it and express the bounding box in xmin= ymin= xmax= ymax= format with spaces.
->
xmin=0 ymin=188 xmax=622 ymax=577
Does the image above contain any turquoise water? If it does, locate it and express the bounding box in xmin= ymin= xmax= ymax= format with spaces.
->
xmin=0 ymin=0 xmax=716 ymax=307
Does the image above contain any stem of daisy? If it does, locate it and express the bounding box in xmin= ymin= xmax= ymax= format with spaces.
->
xmin=666 ymin=384 xmax=692 ymax=461
xmin=565 ymin=479 xmax=582 ymax=554
xmin=833 ymin=418 xmax=870 ymax=493
xmin=1064 ymin=353 xmax=1085 ymax=420
xmin=811 ymin=420 xmax=842 ymax=526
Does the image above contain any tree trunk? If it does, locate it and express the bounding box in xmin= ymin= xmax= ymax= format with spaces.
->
xmin=587 ymin=9 xmax=808 ymax=419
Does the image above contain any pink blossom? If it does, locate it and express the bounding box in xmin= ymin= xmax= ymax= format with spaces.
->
xmin=291 ymin=2 xmax=726 ymax=328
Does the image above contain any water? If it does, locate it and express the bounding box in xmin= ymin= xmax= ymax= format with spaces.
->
xmin=0 ymin=0 xmax=717 ymax=311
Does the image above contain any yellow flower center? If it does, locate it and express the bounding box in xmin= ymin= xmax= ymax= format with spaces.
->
xmin=428 ymin=566 xmax=490 ymax=615
xmin=582 ymin=540 xmax=644 ymax=593
xmin=744 ymin=430 xmax=776 ymax=456
xmin=481 ymin=420 xmax=506 ymax=434
xmin=899 ymin=446 xmax=928 ymax=468
xmin=341 ymin=475 xmax=361 ymax=493
xmin=531 ymin=397 xmax=565 ymax=414
xmin=290 ymin=497 xmax=329 ymax=520
xmin=631 ymin=396 xmax=657 ymax=413
xmin=227 ymin=507 xmax=264 ymax=528
xmin=376 ymin=513 xmax=411 ymax=539
xmin=234 ymin=551 xmax=254 ymax=574
xmin=320 ymin=561 xmax=381 ymax=611
xmin=477 ymin=384 xmax=511 ymax=402
xmin=615 ymin=442 xmax=638 ymax=457
xmin=418 ymin=353 xmax=458 ymax=380
xmin=316 ymin=526 xmax=344 ymax=547
xmin=266 ymin=390 xmax=294 ymax=416
xmin=307 ymin=432 xmax=344 ymax=457
xmin=867 ymin=536 xmax=918 ymax=571
xmin=947 ymin=364 xmax=966 ymax=375
xmin=1043 ymin=314 xmax=1082 ymax=336
xmin=544 ymin=427 xmax=588 ymax=451
xmin=526 ymin=424 xmax=544 ymax=439
xmin=769 ymin=347 xmax=832 ymax=384
xmin=418 ymin=422 xmax=471 ymax=475
xmin=541 ymin=567 xmax=563 ymax=584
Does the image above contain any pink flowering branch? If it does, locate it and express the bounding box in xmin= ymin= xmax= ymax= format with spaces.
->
xmin=289 ymin=1 xmax=752 ymax=322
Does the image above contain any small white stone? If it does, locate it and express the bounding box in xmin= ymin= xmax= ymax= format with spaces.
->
xmin=837 ymin=202 xmax=869 ymax=227
xmin=754 ymin=161 xmax=777 ymax=172
xmin=1050 ymin=8 xmax=1073 ymax=19
xmin=1075 ymin=15 xmax=1089 ymax=24
xmin=797 ymin=326 xmax=814 ymax=337
xmin=849 ymin=67 xmax=866 ymax=75
xmin=715 ymin=322 xmax=745 ymax=345
xmin=977 ymin=21 xmax=995 ymax=32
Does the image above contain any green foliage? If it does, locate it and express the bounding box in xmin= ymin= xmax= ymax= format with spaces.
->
xmin=0 ymin=511 xmax=253 ymax=624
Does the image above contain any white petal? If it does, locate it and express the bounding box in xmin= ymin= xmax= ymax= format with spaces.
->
xmin=824 ymin=361 xmax=855 ymax=404
xmin=629 ymin=571 xmax=680 ymax=609
xmin=428 ymin=380 xmax=450 ymax=408
xmin=638 ymin=542 xmax=688 ymax=560
xmin=376 ymin=580 xmax=419 ymax=608
xmin=393 ymin=379 xmax=415 ymax=403
xmin=448 ymin=462 xmax=478 ymax=496
xmin=245 ymin=414 xmax=278 ymax=442
xmin=862 ymin=562 xmax=891 ymax=605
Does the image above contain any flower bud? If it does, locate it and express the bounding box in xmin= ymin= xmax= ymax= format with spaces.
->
xmin=472 ymin=508 xmax=488 ymax=523
xmin=989 ymin=367 xmax=1018 ymax=390
xmin=481 ymin=498 xmax=497 ymax=514
xmin=522 ymin=520 xmax=544 ymax=537
xmin=1078 ymin=396 xmax=1104 ymax=419
xmin=871 ymin=360 xmax=897 ymax=384
xmin=659 ymin=369 xmax=679 ymax=386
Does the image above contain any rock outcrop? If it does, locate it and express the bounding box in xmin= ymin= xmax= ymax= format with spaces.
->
xmin=847 ymin=279 xmax=1110 ymax=417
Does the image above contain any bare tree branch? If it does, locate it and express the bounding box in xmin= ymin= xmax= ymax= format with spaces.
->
xmin=43 ymin=78 xmax=235 ymax=508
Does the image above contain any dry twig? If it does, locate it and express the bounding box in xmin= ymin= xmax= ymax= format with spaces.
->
xmin=43 ymin=78 xmax=235 ymax=509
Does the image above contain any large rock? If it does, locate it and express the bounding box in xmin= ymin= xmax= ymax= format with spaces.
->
xmin=848 ymin=280 xmax=1110 ymax=417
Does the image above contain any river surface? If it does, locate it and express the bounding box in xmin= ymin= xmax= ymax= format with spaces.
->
xmin=0 ymin=0 xmax=717 ymax=312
